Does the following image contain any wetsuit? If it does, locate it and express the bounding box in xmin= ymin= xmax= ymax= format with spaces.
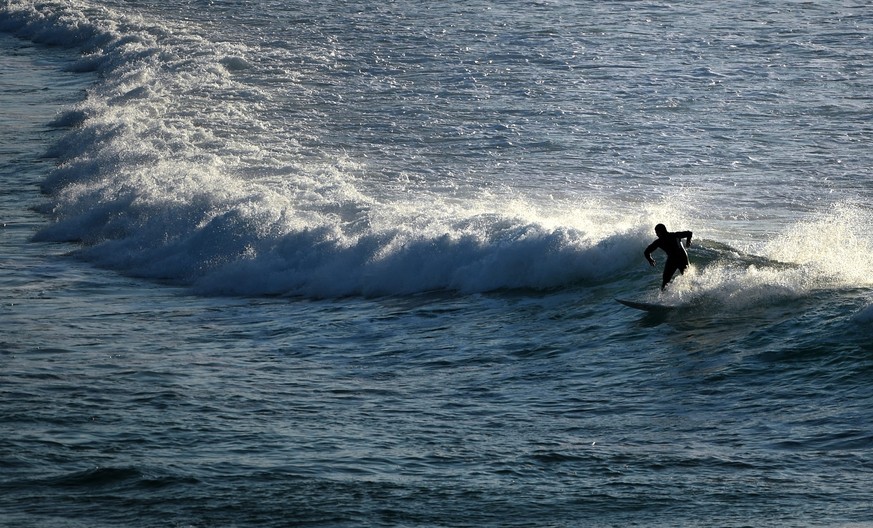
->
xmin=645 ymin=230 xmax=692 ymax=290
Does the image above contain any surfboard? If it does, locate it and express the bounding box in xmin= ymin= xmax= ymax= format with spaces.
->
xmin=615 ymin=298 xmax=676 ymax=312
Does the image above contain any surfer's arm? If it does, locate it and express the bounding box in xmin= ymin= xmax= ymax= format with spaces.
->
xmin=677 ymin=231 xmax=693 ymax=246
xmin=644 ymin=241 xmax=659 ymax=266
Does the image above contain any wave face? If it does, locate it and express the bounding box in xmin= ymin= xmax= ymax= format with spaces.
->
xmin=4 ymin=0 xmax=873 ymax=298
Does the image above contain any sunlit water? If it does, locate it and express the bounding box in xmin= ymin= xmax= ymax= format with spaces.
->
xmin=2 ymin=2 xmax=873 ymax=526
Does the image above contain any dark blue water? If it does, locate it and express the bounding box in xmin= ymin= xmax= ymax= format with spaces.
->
xmin=2 ymin=1 xmax=873 ymax=526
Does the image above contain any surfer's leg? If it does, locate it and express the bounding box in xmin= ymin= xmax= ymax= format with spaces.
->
xmin=661 ymin=260 xmax=679 ymax=290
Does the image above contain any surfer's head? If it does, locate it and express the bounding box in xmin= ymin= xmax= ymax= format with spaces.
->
xmin=654 ymin=223 xmax=667 ymax=237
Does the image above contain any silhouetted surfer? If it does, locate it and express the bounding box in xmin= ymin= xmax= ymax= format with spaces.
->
xmin=644 ymin=223 xmax=693 ymax=290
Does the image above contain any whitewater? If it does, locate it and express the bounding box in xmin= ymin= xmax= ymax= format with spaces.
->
xmin=2 ymin=1 xmax=873 ymax=526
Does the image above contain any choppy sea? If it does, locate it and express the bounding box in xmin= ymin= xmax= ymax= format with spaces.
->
xmin=2 ymin=1 xmax=873 ymax=526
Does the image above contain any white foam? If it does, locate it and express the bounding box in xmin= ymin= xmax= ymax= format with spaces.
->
xmin=762 ymin=202 xmax=873 ymax=288
xmin=186 ymin=205 xmax=651 ymax=296
xmin=659 ymin=262 xmax=805 ymax=311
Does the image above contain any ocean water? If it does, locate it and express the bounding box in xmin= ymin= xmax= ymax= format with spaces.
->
xmin=2 ymin=0 xmax=873 ymax=526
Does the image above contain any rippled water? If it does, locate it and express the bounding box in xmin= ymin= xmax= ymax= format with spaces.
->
xmin=2 ymin=2 xmax=873 ymax=526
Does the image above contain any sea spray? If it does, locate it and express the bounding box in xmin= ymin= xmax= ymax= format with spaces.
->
xmin=763 ymin=202 xmax=873 ymax=288
xmin=654 ymin=202 xmax=873 ymax=310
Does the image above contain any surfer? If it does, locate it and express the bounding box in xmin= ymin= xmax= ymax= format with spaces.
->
xmin=644 ymin=224 xmax=693 ymax=290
